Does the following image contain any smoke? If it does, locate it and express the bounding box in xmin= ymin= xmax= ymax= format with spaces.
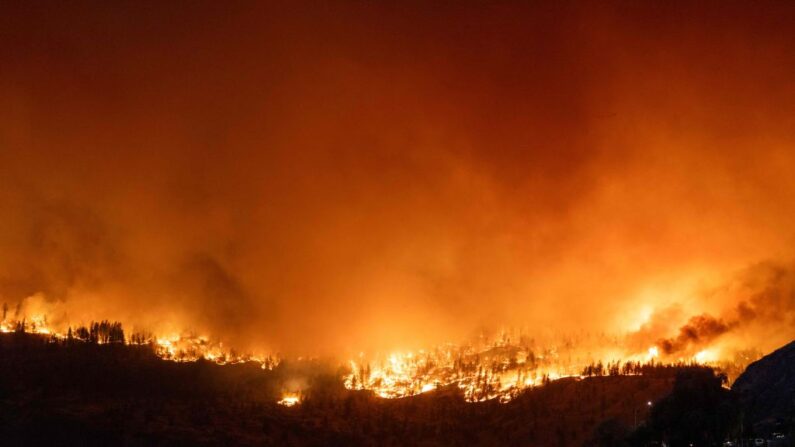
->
xmin=645 ymin=261 xmax=795 ymax=356
xmin=1 ymin=2 xmax=795 ymax=356
xmin=657 ymin=314 xmax=734 ymax=355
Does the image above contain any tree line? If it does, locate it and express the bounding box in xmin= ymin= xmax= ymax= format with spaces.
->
xmin=10 ymin=318 xmax=153 ymax=346
xmin=581 ymin=359 xmax=714 ymax=378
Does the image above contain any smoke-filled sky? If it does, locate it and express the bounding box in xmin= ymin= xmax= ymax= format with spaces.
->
xmin=1 ymin=1 xmax=794 ymax=355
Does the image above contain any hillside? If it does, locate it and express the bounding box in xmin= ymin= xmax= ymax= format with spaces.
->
xmin=733 ymin=340 xmax=795 ymax=435
xmin=0 ymin=333 xmax=685 ymax=446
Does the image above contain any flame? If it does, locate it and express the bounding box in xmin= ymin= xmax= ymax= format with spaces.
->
xmin=346 ymin=339 xmax=590 ymax=403
xmin=0 ymin=313 xmax=752 ymax=404
xmin=343 ymin=336 xmax=742 ymax=403
xmin=1 ymin=314 xmax=54 ymax=336
xmin=694 ymin=348 xmax=718 ymax=364
xmin=0 ymin=315 xmax=279 ymax=370
xmin=277 ymin=393 xmax=301 ymax=407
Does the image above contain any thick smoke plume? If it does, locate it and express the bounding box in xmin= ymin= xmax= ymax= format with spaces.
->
xmin=658 ymin=314 xmax=734 ymax=355
xmin=1 ymin=2 xmax=795 ymax=356
xmin=649 ymin=262 xmax=795 ymax=356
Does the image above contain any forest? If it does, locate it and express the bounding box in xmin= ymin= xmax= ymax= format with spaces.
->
xmin=0 ymin=328 xmax=766 ymax=447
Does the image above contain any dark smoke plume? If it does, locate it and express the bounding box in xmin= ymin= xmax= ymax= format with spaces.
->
xmin=657 ymin=314 xmax=734 ymax=355
xmin=654 ymin=261 xmax=795 ymax=356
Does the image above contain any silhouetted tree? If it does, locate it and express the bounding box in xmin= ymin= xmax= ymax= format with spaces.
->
xmin=108 ymin=321 xmax=124 ymax=343
xmin=129 ymin=330 xmax=153 ymax=345
xmin=75 ymin=326 xmax=90 ymax=342
xmin=89 ymin=322 xmax=99 ymax=343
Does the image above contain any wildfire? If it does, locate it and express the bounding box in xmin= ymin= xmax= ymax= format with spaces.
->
xmin=151 ymin=334 xmax=275 ymax=367
xmin=0 ymin=314 xmax=54 ymax=336
xmin=694 ymin=348 xmax=718 ymax=364
xmin=346 ymin=338 xmax=594 ymax=403
xmin=277 ymin=393 xmax=301 ymax=407
xmin=0 ymin=314 xmax=279 ymax=370
xmin=343 ymin=333 xmax=743 ymax=403
xmin=0 ymin=313 xmax=755 ymax=405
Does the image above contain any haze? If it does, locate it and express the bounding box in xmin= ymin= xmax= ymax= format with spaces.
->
xmin=1 ymin=1 xmax=794 ymax=357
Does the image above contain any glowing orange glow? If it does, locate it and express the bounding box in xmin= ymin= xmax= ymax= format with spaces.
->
xmin=342 ymin=332 xmax=735 ymax=403
xmin=0 ymin=314 xmax=279 ymax=370
xmin=0 ymin=308 xmax=762 ymax=403
xmin=277 ymin=393 xmax=301 ymax=407
xmin=694 ymin=349 xmax=718 ymax=364
xmin=0 ymin=1 xmax=794 ymax=409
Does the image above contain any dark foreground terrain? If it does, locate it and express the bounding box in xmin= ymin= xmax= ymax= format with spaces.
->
xmin=0 ymin=333 xmax=791 ymax=447
xmin=733 ymin=340 xmax=795 ymax=440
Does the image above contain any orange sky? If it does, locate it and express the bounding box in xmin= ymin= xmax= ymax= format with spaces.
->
xmin=1 ymin=1 xmax=794 ymax=355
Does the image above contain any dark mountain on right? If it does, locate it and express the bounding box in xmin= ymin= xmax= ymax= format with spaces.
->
xmin=733 ymin=339 xmax=795 ymax=435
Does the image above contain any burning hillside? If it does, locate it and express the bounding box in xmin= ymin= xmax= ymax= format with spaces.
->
xmin=0 ymin=305 xmax=760 ymax=405
xmin=2 ymin=257 xmax=787 ymax=403
xmin=1 ymin=2 xmax=795 ymax=444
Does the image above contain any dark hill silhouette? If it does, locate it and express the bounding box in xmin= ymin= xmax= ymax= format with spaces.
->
xmin=621 ymin=368 xmax=739 ymax=447
xmin=0 ymin=332 xmax=715 ymax=446
xmin=733 ymin=339 xmax=795 ymax=437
